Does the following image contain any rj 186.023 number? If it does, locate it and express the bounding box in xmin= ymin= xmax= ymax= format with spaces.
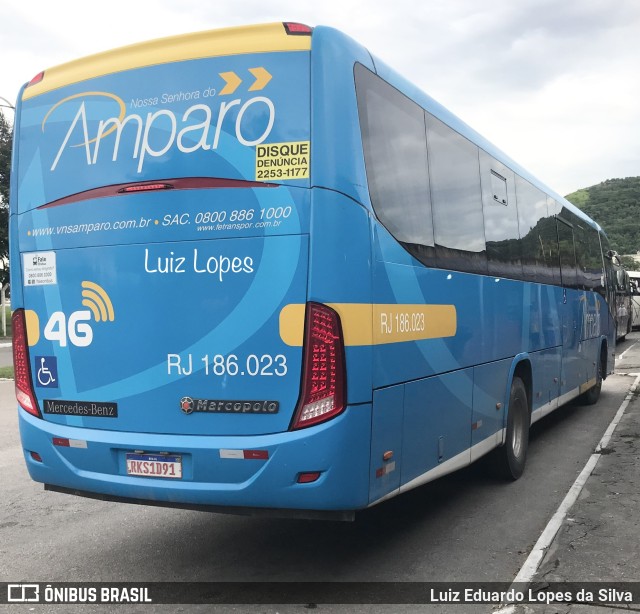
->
xmin=202 ymin=354 xmax=287 ymax=377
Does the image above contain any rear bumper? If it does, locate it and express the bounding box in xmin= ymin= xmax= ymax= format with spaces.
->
xmin=19 ymin=404 xmax=372 ymax=512
xmin=44 ymin=484 xmax=356 ymax=521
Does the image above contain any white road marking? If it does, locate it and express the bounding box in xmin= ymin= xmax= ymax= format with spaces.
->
xmin=617 ymin=340 xmax=638 ymax=361
xmin=494 ymin=373 xmax=640 ymax=613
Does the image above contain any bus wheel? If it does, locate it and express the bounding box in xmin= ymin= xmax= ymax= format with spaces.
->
xmin=496 ymin=377 xmax=529 ymax=480
xmin=580 ymin=351 xmax=603 ymax=406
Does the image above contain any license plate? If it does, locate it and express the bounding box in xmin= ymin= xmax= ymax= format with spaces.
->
xmin=126 ymin=453 xmax=182 ymax=479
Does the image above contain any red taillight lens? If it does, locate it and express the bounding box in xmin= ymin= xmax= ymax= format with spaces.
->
xmin=291 ymin=303 xmax=346 ymax=430
xmin=283 ymin=22 xmax=313 ymax=36
xmin=12 ymin=309 xmax=41 ymax=418
xmin=27 ymin=71 xmax=45 ymax=87
xmin=118 ymin=182 xmax=173 ymax=193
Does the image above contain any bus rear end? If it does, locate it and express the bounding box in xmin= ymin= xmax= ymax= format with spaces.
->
xmin=10 ymin=23 xmax=370 ymax=518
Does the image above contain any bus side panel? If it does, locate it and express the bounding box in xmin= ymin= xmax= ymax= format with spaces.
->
xmin=580 ymin=291 xmax=608 ymax=387
xmin=470 ymin=359 xmax=511 ymax=459
xmin=310 ymin=27 xmax=374 ymax=207
xmin=400 ymin=370 xmax=473 ymax=486
xmin=540 ymin=346 xmax=562 ymax=410
xmin=307 ymin=188 xmax=373 ymax=404
xmin=9 ymin=86 xmax=27 ymax=307
xmin=369 ymin=385 xmax=404 ymax=504
xmin=371 ymin=224 xmax=528 ymax=387
xmin=560 ymin=289 xmax=587 ymax=398
xmin=522 ymin=283 xmax=563 ymax=353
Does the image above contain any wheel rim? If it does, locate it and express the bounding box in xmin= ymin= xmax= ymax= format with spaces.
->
xmin=511 ymin=399 xmax=525 ymax=459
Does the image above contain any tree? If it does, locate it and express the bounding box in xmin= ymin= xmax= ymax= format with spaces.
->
xmin=566 ymin=177 xmax=640 ymax=256
xmin=0 ymin=110 xmax=11 ymax=287
xmin=619 ymin=255 xmax=639 ymax=271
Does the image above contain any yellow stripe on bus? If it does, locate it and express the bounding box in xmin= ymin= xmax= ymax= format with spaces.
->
xmin=23 ymin=23 xmax=311 ymax=100
xmin=279 ymin=303 xmax=457 ymax=347
xmin=579 ymin=378 xmax=597 ymax=394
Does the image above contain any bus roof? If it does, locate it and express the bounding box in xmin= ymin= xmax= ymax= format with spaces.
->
xmin=19 ymin=21 xmax=600 ymax=235
xmin=22 ymin=22 xmax=311 ymax=101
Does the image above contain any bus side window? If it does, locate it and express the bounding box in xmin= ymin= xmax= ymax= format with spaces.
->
xmin=355 ymin=64 xmax=436 ymax=266
xmin=600 ymin=234 xmax=616 ymax=309
xmin=557 ymin=219 xmax=577 ymax=289
xmin=516 ymin=177 xmax=553 ymax=284
xmin=573 ymin=224 xmax=589 ymax=291
xmin=479 ymin=151 xmax=522 ymax=279
xmin=427 ymin=114 xmax=487 ymax=274
xmin=585 ymin=226 xmax=605 ymax=297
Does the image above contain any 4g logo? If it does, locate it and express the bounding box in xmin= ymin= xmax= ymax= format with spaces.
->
xmin=26 ymin=281 xmax=115 ymax=348
xmin=44 ymin=311 xmax=94 ymax=347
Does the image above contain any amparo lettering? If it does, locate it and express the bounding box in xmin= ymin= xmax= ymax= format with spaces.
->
xmin=49 ymin=95 xmax=275 ymax=173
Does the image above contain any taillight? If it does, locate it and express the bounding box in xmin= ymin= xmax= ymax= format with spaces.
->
xmin=291 ymin=303 xmax=346 ymax=430
xmin=283 ymin=22 xmax=313 ymax=36
xmin=26 ymin=71 xmax=45 ymax=87
xmin=12 ymin=309 xmax=41 ymax=418
xmin=118 ymin=182 xmax=174 ymax=193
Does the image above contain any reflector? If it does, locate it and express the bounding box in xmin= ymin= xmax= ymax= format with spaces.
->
xmin=297 ymin=472 xmax=321 ymax=483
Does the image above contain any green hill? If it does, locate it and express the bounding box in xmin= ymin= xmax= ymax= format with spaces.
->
xmin=565 ymin=176 xmax=640 ymax=255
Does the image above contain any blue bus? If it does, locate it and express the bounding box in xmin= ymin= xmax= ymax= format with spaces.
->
xmin=610 ymin=253 xmax=632 ymax=340
xmin=10 ymin=22 xmax=616 ymax=520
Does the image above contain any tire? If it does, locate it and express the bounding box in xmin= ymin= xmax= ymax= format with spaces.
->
xmin=495 ymin=377 xmax=530 ymax=480
xmin=580 ymin=350 xmax=603 ymax=406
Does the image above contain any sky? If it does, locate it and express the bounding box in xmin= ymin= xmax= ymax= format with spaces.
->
xmin=1 ymin=0 xmax=639 ymax=196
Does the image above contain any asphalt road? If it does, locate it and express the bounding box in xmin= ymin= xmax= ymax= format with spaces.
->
xmin=1 ymin=333 xmax=638 ymax=613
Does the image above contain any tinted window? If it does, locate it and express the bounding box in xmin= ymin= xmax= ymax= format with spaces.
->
xmin=516 ymin=177 xmax=554 ymax=284
xmin=427 ymin=115 xmax=486 ymax=273
xmin=479 ymin=151 xmax=521 ymax=278
xmin=490 ymin=170 xmax=508 ymax=206
xmin=575 ymin=223 xmax=602 ymax=292
xmin=557 ymin=219 xmax=577 ymax=289
xmin=355 ymin=64 xmax=435 ymax=265
xmin=616 ymin=268 xmax=629 ymax=293
xmin=544 ymin=198 xmax=562 ymax=284
xmin=600 ymin=233 xmax=616 ymax=307
xmin=573 ymin=223 xmax=588 ymax=290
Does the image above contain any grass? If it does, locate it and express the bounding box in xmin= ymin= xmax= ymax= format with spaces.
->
xmin=0 ymin=304 xmax=12 ymax=381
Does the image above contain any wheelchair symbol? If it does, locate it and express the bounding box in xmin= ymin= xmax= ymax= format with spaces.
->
xmin=35 ymin=356 xmax=58 ymax=388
